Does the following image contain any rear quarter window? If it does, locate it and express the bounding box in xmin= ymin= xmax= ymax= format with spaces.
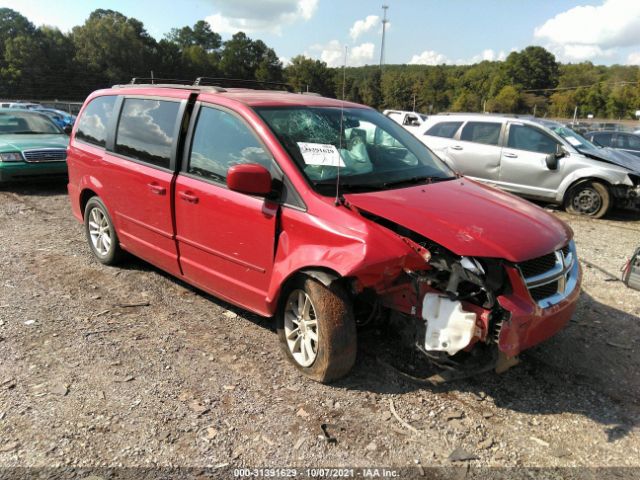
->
xmin=75 ymin=96 xmax=117 ymax=147
xmin=425 ymin=121 xmax=462 ymax=138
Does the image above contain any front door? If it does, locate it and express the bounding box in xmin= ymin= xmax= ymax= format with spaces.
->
xmin=498 ymin=122 xmax=563 ymax=200
xmin=174 ymin=103 xmax=278 ymax=315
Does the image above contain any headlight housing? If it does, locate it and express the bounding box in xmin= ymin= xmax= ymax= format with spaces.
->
xmin=0 ymin=152 xmax=23 ymax=162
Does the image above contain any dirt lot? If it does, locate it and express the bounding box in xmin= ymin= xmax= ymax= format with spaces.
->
xmin=1 ymin=181 xmax=639 ymax=474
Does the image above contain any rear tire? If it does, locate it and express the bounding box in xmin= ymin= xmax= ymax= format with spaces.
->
xmin=564 ymin=181 xmax=611 ymax=219
xmin=277 ymin=276 xmax=356 ymax=383
xmin=84 ymin=197 xmax=123 ymax=265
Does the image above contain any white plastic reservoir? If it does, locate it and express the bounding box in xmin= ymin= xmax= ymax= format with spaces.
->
xmin=422 ymin=293 xmax=477 ymax=355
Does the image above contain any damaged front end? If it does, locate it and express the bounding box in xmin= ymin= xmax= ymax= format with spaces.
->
xmin=611 ymin=177 xmax=640 ymax=210
xmin=352 ymin=211 xmax=580 ymax=383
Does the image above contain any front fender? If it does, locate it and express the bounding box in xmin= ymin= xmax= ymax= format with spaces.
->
xmin=555 ymin=167 xmax=633 ymax=203
xmin=264 ymin=207 xmax=420 ymax=315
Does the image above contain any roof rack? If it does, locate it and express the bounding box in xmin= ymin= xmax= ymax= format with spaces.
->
xmin=194 ymin=77 xmax=294 ymax=92
xmin=438 ymin=112 xmax=533 ymax=119
xmin=113 ymin=78 xmax=227 ymax=92
xmin=114 ymin=77 xmax=295 ymax=93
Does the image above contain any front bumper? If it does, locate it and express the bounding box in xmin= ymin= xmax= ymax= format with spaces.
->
xmin=0 ymin=161 xmax=67 ymax=182
xmin=612 ymin=185 xmax=640 ymax=210
xmin=496 ymin=263 xmax=582 ymax=357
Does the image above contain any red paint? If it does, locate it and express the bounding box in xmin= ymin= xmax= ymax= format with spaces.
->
xmin=497 ymin=265 xmax=582 ymax=356
xmin=227 ymin=164 xmax=272 ymax=196
xmin=67 ymin=86 xmax=581 ymax=360
xmin=344 ymin=179 xmax=572 ymax=263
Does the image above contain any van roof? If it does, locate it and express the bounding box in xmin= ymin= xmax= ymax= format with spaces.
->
xmin=107 ymin=84 xmax=367 ymax=109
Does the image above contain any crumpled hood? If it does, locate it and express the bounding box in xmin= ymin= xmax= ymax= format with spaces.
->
xmin=578 ymin=146 xmax=640 ymax=174
xmin=0 ymin=134 xmax=68 ymax=152
xmin=344 ymin=179 xmax=572 ymax=263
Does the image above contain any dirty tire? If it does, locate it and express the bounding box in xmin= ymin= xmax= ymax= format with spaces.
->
xmin=565 ymin=181 xmax=611 ymax=219
xmin=84 ymin=196 xmax=123 ymax=265
xmin=277 ymin=277 xmax=356 ymax=383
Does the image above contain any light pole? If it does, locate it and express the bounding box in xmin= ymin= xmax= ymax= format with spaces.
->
xmin=379 ymin=5 xmax=389 ymax=68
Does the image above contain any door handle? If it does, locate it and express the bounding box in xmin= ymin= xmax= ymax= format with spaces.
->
xmin=450 ymin=145 xmax=463 ymax=151
xmin=147 ymin=182 xmax=166 ymax=195
xmin=178 ymin=191 xmax=199 ymax=204
xmin=503 ymin=152 xmax=518 ymax=158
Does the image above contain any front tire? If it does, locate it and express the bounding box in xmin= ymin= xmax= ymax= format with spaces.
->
xmin=565 ymin=181 xmax=611 ymax=219
xmin=84 ymin=197 xmax=123 ymax=265
xmin=277 ymin=277 xmax=356 ymax=383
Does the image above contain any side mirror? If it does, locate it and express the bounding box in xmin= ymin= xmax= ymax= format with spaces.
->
xmin=545 ymin=144 xmax=565 ymax=170
xmin=227 ymin=163 xmax=272 ymax=196
xmin=63 ymin=125 xmax=72 ymax=136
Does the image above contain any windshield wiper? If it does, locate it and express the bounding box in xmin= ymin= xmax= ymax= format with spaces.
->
xmin=9 ymin=131 xmax=54 ymax=134
xmin=381 ymin=175 xmax=454 ymax=189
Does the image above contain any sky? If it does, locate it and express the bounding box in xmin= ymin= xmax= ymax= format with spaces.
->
xmin=2 ymin=0 xmax=640 ymax=67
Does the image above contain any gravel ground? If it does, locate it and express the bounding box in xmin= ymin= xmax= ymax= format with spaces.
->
xmin=0 ymin=181 xmax=639 ymax=474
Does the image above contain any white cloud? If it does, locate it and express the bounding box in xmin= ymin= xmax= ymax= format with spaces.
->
xmin=628 ymin=52 xmax=640 ymax=65
xmin=409 ymin=50 xmax=449 ymax=65
xmin=349 ymin=15 xmax=379 ymax=41
xmin=351 ymin=42 xmax=375 ymax=65
xmin=534 ymin=0 xmax=640 ymax=62
xmin=309 ymin=40 xmax=375 ymax=67
xmin=409 ymin=48 xmax=507 ymax=66
xmin=205 ymin=0 xmax=318 ymax=35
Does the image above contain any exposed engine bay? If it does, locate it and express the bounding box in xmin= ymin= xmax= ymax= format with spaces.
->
xmin=353 ymin=210 xmax=521 ymax=383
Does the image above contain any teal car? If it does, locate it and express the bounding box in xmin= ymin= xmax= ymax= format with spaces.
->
xmin=0 ymin=109 xmax=69 ymax=183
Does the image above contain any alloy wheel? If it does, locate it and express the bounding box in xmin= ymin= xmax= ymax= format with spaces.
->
xmin=284 ymin=289 xmax=319 ymax=367
xmin=88 ymin=207 xmax=112 ymax=256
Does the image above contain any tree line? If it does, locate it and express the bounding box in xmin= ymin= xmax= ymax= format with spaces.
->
xmin=1 ymin=7 xmax=639 ymax=119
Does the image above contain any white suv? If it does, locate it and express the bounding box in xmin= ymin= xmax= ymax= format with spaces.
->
xmin=416 ymin=114 xmax=640 ymax=218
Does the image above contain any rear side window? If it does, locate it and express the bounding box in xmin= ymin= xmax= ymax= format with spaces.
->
xmin=425 ymin=121 xmax=462 ymax=138
xmin=460 ymin=122 xmax=501 ymax=146
xmin=592 ymin=132 xmax=613 ymax=147
xmin=115 ymin=98 xmax=180 ymax=169
xmin=188 ymin=106 xmax=273 ymax=182
xmin=618 ymin=134 xmax=640 ymax=150
xmin=507 ymin=124 xmax=558 ymax=154
xmin=75 ymin=96 xmax=116 ymax=147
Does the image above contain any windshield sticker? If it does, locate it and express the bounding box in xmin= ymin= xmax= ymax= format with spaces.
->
xmin=565 ymin=136 xmax=582 ymax=146
xmin=297 ymin=142 xmax=346 ymax=167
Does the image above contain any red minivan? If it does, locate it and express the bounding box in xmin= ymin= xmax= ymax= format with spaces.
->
xmin=67 ymin=81 xmax=581 ymax=383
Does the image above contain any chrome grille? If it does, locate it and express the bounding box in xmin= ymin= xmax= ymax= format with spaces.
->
xmin=517 ymin=241 xmax=579 ymax=307
xmin=22 ymin=148 xmax=67 ymax=163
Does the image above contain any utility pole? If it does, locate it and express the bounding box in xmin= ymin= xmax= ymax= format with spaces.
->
xmin=379 ymin=5 xmax=389 ymax=68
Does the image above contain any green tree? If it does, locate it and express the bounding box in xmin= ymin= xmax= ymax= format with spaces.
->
xmin=167 ymin=20 xmax=221 ymax=52
xmin=72 ymin=9 xmax=158 ymax=85
xmin=284 ymin=55 xmax=335 ymax=97
xmin=503 ymin=46 xmax=559 ymax=91
xmin=219 ymin=32 xmax=283 ymax=82
xmin=486 ymin=85 xmax=523 ymax=113
xmin=360 ymin=69 xmax=382 ymax=108
xmin=0 ymin=8 xmax=35 ymax=59
xmin=451 ymin=89 xmax=481 ymax=112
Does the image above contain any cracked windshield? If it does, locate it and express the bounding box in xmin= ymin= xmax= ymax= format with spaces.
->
xmin=256 ymin=106 xmax=453 ymax=194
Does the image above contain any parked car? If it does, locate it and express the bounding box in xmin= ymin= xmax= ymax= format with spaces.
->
xmin=67 ymin=83 xmax=581 ymax=383
xmin=417 ymin=114 xmax=640 ymax=218
xmin=0 ymin=109 xmax=69 ymax=183
xmin=383 ymin=109 xmax=426 ymax=136
xmin=34 ymin=107 xmax=76 ymax=129
xmin=0 ymin=102 xmax=41 ymax=110
xmin=585 ymin=130 xmax=640 ymax=158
